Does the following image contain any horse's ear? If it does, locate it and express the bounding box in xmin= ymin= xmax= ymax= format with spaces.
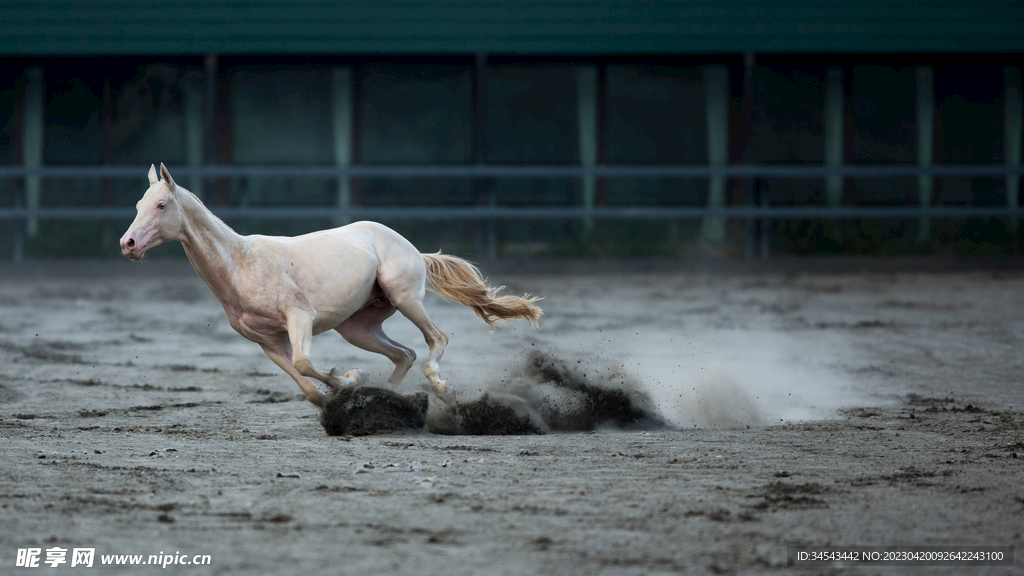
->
xmin=148 ymin=164 xmax=158 ymax=186
xmin=159 ymin=163 xmax=176 ymax=190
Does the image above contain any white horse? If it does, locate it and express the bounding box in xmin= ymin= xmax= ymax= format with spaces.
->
xmin=120 ymin=164 xmax=541 ymax=407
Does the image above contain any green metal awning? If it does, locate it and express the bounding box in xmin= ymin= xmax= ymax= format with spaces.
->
xmin=2 ymin=0 xmax=1023 ymax=56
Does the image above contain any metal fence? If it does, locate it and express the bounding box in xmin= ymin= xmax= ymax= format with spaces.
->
xmin=2 ymin=163 xmax=1023 ymax=261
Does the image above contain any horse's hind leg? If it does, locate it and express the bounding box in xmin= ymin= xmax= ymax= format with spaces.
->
xmin=286 ymin=310 xmax=366 ymax=389
xmin=391 ymin=297 xmax=453 ymax=404
xmin=336 ymin=303 xmax=416 ymax=387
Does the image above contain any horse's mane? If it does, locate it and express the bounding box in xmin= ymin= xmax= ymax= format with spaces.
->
xmin=176 ymin=185 xmax=234 ymax=230
xmin=177 ymin=186 xmax=204 ymax=206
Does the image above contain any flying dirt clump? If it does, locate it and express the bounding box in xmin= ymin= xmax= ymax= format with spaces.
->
xmin=320 ymin=386 xmax=428 ymax=437
xmin=512 ymin=351 xmax=667 ymax=432
xmin=320 ymin=351 xmax=667 ymax=436
xmin=427 ymin=392 xmax=546 ymax=435
xmin=427 ymin=351 xmax=667 ymax=435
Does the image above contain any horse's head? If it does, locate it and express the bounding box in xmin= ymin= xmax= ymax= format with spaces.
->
xmin=119 ymin=163 xmax=186 ymax=260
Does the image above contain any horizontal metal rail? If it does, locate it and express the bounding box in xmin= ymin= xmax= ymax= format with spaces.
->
xmin=3 ymin=164 xmax=1021 ymax=261
xmin=2 ymin=205 xmax=1023 ymax=221
xmin=1 ymin=164 xmax=1023 ymax=179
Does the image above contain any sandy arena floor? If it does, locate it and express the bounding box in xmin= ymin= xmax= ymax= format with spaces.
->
xmin=0 ymin=259 xmax=1022 ymax=575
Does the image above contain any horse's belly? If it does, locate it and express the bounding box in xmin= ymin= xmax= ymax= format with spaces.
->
xmin=309 ymin=283 xmax=374 ymax=334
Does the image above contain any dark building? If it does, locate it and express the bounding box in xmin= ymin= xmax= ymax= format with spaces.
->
xmin=1 ymin=1 xmax=1022 ymax=259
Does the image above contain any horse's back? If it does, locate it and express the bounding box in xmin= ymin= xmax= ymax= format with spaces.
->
xmin=280 ymin=221 xmax=407 ymax=248
xmin=260 ymin=221 xmax=426 ymax=318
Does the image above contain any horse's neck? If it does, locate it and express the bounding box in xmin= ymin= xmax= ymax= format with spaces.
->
xmin=177 ymin=191 xmax=248 ymax=299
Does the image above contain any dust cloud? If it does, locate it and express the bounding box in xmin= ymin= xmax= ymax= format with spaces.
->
xmin=616 ymin=329 xmax=867 ymax=429
xmin=322 ymin=330 xmax=867 ymax=435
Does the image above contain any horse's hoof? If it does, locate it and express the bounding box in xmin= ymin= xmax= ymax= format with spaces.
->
xmin=343 ymin=369 xmax=368 ymax=386
xmin=432 ymin=381 xmax=457 ymax=405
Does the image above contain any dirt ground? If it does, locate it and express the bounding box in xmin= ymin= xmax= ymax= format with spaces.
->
xmin=0 ymin=259 xmax=1022 ymax=575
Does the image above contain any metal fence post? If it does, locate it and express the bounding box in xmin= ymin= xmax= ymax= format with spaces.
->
xmin=760 ymin=179 xmax=770 ymax=259
xmin=702 ymin=66 xmax=729 ymax=244
xmin=332 ymin=66 xmax=353 ymax=228
xmin=577 ymin=65 xmax=598 ymax=238
xmin=916 ymin=65 xmax=935 ymax=244
xmin=825 ymin=67 xmax=845 ymax=208
xmin=23 ymin=67 xmax=43 ymax=240
xmin=13 ymin=187 xmax=24 ymax=263
xmin=741 ymin=54 xmax=757 ymax=259
xmin=1005 ymin=67 xmax=1022 ymax=234
xmin=473 ymin=53 xmax=495 ymax=259
xmin=184 ymin=69 xmax=205 ymax=199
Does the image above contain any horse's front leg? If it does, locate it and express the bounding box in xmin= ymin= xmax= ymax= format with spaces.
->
xmin=259 ymin=342 xmax=328 ymax=407
xmin=286 ymin=310 xmax=366 ymax=389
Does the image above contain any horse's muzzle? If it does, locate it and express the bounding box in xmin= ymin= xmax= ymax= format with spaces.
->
xmin=120 ymin=234 xmax=145 ymax=260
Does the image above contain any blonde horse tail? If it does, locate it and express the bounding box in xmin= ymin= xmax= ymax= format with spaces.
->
xmin=422 ymin=252 xmax=543 ymax=328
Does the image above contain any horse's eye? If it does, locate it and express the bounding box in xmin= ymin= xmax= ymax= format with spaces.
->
xmin=157 ymin=202 xmax=166 ymax=210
